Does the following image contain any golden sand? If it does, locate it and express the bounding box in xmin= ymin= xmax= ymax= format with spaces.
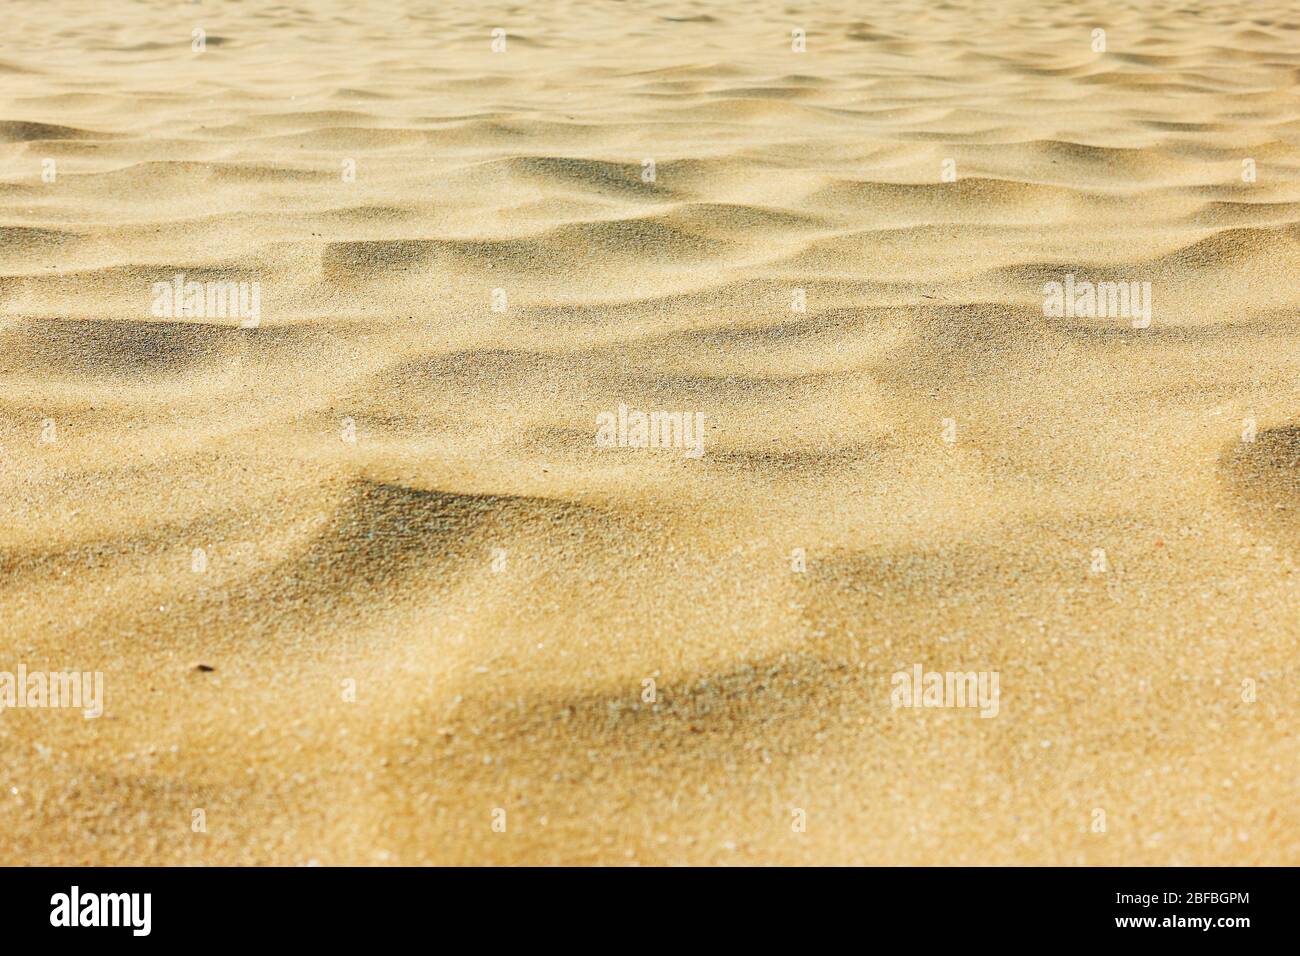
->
xmin=0 ymin=0 xmax=1297 ymax=864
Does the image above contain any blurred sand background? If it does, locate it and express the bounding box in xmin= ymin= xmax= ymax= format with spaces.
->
xmin=0 ymin=0 xmax=1297 ymax=864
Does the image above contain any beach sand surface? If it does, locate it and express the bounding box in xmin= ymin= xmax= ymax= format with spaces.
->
xmin=0 ymin=0 xmax=1298 ymax=864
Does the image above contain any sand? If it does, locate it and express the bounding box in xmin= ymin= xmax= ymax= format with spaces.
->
xmin=0 ymin=0 xmax=1297 ymax=865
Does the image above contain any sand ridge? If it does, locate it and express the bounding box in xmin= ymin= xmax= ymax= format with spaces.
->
xmin=0 ymin=0 xmax=1298 ymax=864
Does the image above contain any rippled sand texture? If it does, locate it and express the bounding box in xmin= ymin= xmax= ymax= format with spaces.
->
xmin=1 ymin=0 xmax=1298 ymax=865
